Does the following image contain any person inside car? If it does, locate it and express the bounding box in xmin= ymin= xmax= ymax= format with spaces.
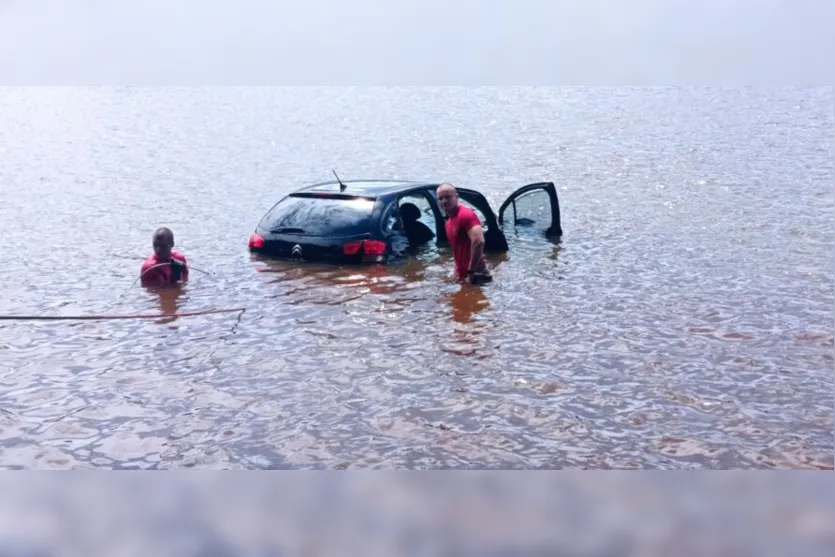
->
xmin=399 ymin=202 xmax=435 ymax=247
xmin=140 ymin=227 xmax=189 ymax=287
xmin=436 ymin=183 xmax=492 ymax=285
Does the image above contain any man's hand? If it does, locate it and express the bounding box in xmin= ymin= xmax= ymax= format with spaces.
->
xmin=465 ymin=269 xmax=492 ymax=285
xmin=169 ymin=258 xmax=184 ymax=283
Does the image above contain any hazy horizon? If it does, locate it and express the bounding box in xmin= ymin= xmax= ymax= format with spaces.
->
xmin=1 ymin=0 xmax=832 ymax=84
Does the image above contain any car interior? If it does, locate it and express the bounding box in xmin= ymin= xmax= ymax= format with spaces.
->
xmin=385 ymin=190 xmax=501 ymax=253
xmin=390 ymin=194 xmax=438 ymax=248
xmin=399 ymin=202 xmax=435 ymax=246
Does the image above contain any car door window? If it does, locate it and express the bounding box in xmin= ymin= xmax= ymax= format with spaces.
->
xmin=397 ymin=193 xmax=436 ymax=229
xmin=498 ymin=182 xmax=562 ymax=238
xmin=503 ymin=189 xmax=551 ymax=228
xmin=396 ymin=193 xmax=440 ymax=249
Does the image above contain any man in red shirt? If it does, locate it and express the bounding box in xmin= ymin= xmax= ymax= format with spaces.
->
xmin=140 ymin=227 xmax=189 ymax=287
xmin=436 ymin=183 xmax=492 ymax=285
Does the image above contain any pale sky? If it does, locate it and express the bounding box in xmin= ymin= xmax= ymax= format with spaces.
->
xmin=0 ymin=0 xmax=831 ymax=84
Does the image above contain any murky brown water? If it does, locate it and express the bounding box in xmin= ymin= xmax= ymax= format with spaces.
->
xmin=0 ymin=87 xmax=832 ymax=469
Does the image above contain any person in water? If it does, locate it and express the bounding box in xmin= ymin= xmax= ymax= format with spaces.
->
xmin=140 ymin=227 xmax=189 ymax=287
xmin=436 ymin=183 xmax=492 ymax=285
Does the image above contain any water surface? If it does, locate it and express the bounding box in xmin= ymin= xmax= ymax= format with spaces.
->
xmin=0 ymin=87 xmax=832 ymax=469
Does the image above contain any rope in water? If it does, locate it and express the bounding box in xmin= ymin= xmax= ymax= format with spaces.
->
xmin=118 ymin=262 xmax=213 ymax=297
xmin=1 ymin=261 xmax=244 ymax=322
xmin=134 ymin=262 xmax=214 ymax=277
xmin=0 ymin=308 xmax=246 ymax=321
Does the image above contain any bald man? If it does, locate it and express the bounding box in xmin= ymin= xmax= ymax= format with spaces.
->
xmin=436 ymin=183 xmax=492 ymax=285
xmin=140 ymin=227 xmax=189 ymax=287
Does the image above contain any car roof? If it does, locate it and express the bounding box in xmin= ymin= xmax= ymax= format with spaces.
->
xmin=297 ymin=179 xmax=439 ymax=197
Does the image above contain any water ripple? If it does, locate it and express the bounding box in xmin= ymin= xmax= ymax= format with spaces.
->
xmin=0 ymin=87 xmax=832 ymax=469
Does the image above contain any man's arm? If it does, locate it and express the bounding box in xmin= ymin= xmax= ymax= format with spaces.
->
xmin=466 ymin=224 xmax=485 ymax=273
xmin=140 ymin=262 xmax=165 ymax=287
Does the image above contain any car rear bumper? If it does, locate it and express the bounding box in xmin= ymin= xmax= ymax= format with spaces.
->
xmin=251 ymin=252 xmax=388 ymax=265
xmin=249 ymin=232 xmax=388 ymax=265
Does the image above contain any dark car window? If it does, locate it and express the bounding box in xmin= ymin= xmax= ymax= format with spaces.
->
xmin=259 ymin=195 xmax=377 ymax=237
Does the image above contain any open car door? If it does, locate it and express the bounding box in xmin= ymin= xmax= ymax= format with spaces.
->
xmin=450 ymin=187 xmax=509 ymax=252
xmin=498 ymin=182 xmax=562 ymax=238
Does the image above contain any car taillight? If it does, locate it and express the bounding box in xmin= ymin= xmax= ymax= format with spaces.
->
xmin=343 ymin=241 xmax=362 ymax=255
xmin=362 ymin=240 xmax=387 ymax=256
xmin=342 ymin=239 xmax=387 ymax=256
xmin=248 ymin=233 xmax=265 ymax=249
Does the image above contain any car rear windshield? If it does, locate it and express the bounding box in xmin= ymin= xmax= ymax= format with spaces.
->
xmin=259 ymin=194 xmax=378 ymax=237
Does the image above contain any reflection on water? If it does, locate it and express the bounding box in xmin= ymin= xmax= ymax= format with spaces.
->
xmin=548 ymin=243 xmax=562 ymax=262
xmin=0 ymin=87 xmax=832 ymax=469
xmin=448 ymin=285 xmax=490 ymax=324
xmin=442 ymin=285 xmax=493 ymax=359
xmin=149 ymin=285 xmax=185 ymax=324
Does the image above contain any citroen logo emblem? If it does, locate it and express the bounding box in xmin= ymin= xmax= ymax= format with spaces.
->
xmin=291 ymin=244 xmax=303 ymax=258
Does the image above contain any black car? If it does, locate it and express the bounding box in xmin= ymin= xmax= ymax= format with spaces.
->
xmin=247 ymin=178 xmax=562 ymax=264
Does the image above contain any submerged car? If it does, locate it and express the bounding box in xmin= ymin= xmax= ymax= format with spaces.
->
xmin=247 ymin=178 xmax=562 ymax=264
